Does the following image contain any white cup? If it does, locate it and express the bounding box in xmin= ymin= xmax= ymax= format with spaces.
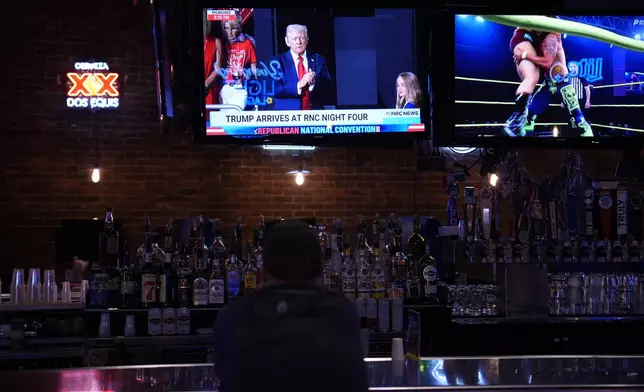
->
xmin=391 ymin=337 xmax=405 ymax=361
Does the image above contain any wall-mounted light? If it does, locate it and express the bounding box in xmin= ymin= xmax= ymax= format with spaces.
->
xmin=489 ymin=173 xmax=499 ymax=187
xmin=91 ymin=167 xmax=101 ymax=183
xmin=287 ymin=165 xmax=311 ymax=186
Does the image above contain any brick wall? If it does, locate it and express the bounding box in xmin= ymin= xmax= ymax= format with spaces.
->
xmin=0 ymin=0 xmax=622 ymax=280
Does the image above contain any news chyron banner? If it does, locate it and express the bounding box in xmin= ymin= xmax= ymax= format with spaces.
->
xmin=206 ymin=109 xmax=424 ymax=136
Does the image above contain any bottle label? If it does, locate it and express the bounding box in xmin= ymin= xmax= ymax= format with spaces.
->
xmin=144 ymin=252 xmax=154 ymax=264
xmin=159 ymin=275 xmax=167 ymax=304
xmin=141 ymin=274 xmax=157 ymax=303
xmin=148 ymin=310 xmax=162 ymax=335
xmin=423 ymin=266 xmax=437 ymax=295
xmin=209 ymin=278 xmax=225 ymax=304
xmin=244 ymin=273 xmax=257 ymax=291
xmin=227 ymin=271 xmax=240 ymax=297
xmin=196 ymin=257 xmax=207 ymax=271
xmin=193 ymin=288 xmax=208 ymax=306
xmin=357 ymin=268 xmax=371 ymax=298
xmin=387 ymin=284 xmax=405 ymax=299
xmin=121 ymin=280 xmax=135 ymax=295
xmin=324 ymin=274 xmax=339 ymax=290
xmin=164 ymin=253 xmax=172 ymax=263
xmin=407 ymin=281 xmax=421 ymax=298
xmin=371 ymin=267 xmax=386 ymax=298
xmin=342 ymin=268 xmax=356 ymax=298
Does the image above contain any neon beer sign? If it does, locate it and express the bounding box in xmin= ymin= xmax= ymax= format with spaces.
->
xmin=66 ymin=62 xmax=120 ymax=109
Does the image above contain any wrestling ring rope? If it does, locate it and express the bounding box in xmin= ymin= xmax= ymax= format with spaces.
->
xmin=455 ymin=76 xmax=644 ymax=133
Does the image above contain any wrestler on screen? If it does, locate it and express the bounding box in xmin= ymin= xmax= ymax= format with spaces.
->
xmin=273 ymin=24 xmax=333 ymax=110
xmin=503 ymin=28 xmax=546 ymax=137
xmin=513 ymin=29 xmax=593 ymax=137
xmin=220 ymin=12 xmax=257 ymax=112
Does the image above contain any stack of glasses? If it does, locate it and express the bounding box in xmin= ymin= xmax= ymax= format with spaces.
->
xmin=5 ymin=268 xmax=87 ymax=306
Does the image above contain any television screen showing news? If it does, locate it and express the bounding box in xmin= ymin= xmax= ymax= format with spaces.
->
xmin=203 ymin=8 xmax=425 ymax=137
xmin=454 ymin=15 xmax=644 ymax=139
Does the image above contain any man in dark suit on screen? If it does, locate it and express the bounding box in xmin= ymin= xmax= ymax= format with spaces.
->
xmin=273 ymin=24 xmax=333 ymax=110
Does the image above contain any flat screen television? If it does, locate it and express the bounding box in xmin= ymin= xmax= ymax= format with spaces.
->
xmin=431 ymin=12 xmax=644 ymax=148
xmin=189 ymin=6 xmax=430 ymax=146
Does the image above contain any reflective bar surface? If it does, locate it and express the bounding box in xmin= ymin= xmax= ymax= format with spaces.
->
xmin=2 ymin=356 xmax=644 ymax=391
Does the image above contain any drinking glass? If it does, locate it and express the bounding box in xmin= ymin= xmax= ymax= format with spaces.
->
xmin=27 ymin=268 xmax=41 ymax=305
xmin=61 ymin=282 xmax=72 ymax=304
xmin=10 ymin=269 xmax=25 ymax=305
xmin=43 ymin=270 xmax=57 ymax=304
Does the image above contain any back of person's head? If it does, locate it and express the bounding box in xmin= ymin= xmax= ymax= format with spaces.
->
xmin=262 ymin=219 xmax=322 ymax=282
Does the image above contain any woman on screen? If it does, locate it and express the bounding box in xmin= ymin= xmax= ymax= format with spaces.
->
xmin=395 ymin=72 xmax=422 ymax=109
xmin=204 ymin=22 xmax=223 ymax=106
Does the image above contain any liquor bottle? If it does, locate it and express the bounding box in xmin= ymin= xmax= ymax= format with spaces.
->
xmin=341 ymin=240 xmax=357 ymax=299
xmin=227 ymin=218 xmax=243 ymax=299
xmin=356 ymin=216 xmax=372 ymax=299
xmin=99 ymin=208 xmax=121 ymax=307
xmin=99 ymin=208 xmax=120 ymax=268
xmin=320 ymin=224 xmax=339 ymax=290
xmin=208 ymin=242 xmax=226 ymax=306
xmin=140 ymin=216 xmax=158 ymax=307
xmin=255 ymin=216 xmax=266 ymax=285
xmin=209 ymin=220 xmax=226 ymax=305
xmin=388 ymin=252 xmax=406 ymax=299
xmin=371 ymin=217 xmax=386 ymax=299
xmin=408 ymin=215 xmax=426 ymax=264
xmin=419 ymin=244 xmax=438 ymax=302
xmin=120 ymin=240 xmax=137 ymax=308
xmin=192 ymin=216 xmax=209 ymax=307
xmin=243 ymin=240 xmax=258 ymax=294
xmin=332 ymin=218 xmax=343 ymax=268
xmin=160 ymin=219 xmax=177 ymax=307
xmin=386 ymin=214 xmax=397 ymax=255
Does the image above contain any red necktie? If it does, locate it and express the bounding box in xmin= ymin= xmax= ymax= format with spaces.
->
xmin=297 ymin=55 xmax=311 ymax=110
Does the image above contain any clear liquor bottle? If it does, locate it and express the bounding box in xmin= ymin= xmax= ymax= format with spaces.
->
xmin=140 ymin=216 xmax=158 ymax=308
xmin=319 ymin=224 xmax=338 ymax=290
xmin=356 ymin=216 xmax=371 ymax=299
xmin=209 ymin=220 xmax=226 ymax=306
xmin=227 ymin=219 xmax=243 ymax=299
xmin=341 ymin=241 xmax=357 ymax=299
xmin=160 ymin=219 xmax=177 ymax=307
xmin=371 ymin=217 xmax=386 ymax=299
xmin=192 ymin=216 xmax=209 ymax=307
xmin=255 ymin=216 xmax=266 ymax=285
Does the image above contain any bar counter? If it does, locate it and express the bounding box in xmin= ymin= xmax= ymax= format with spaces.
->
xmin=3 ymin=356 xmax=644 ymax=391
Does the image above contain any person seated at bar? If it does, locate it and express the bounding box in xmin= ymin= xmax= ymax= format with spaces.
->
xmin=213 ymin=219 xmax=368 ymax=392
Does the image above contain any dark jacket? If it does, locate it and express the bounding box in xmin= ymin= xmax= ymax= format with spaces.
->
xmin=213 ymin=282 xmax=368 ymax=392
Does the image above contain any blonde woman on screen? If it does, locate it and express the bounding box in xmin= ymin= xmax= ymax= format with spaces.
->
xmin=395 ymin=72 xmax=422 ymax=109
